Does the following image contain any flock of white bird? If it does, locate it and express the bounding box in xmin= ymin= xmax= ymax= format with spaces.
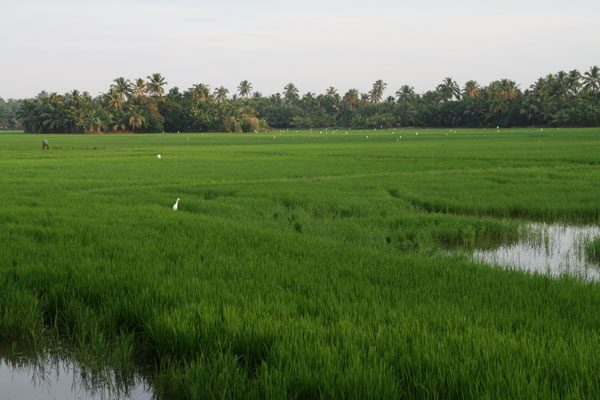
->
xmin=162 ymin=127 xmax=493 ymax=210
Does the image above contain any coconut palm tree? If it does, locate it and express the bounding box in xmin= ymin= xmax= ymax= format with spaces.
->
xmin=395 ymin=85 xmax=415 ymax=102
xmin=567 ymin=70 xmax=582 ymax=95
xmin=582 ymin=66 xmax=600 ymax=93
xmin=369 ymin=80 xmax=387 ymax=104
xmin=437 ymin=77 xmax=461 ymax=102
xmin=214 ymin=86 xmax=229 ymax=103
xmin=111 ymin=77 xmax=133 ymax=101
xmin=132 ymin=78 xmax=147 ymax=98
xmin=283 ymin=83 xmax=299 ymax=103
xmin=191 ymin=84 xmax=212 ymax=104
xmin=69 ymin=90 xmax=82 ymax=106
xmin=486 ymin=79 xmax=518 ymax=116
xmin=360 ymin=93 xmax=370 ymax=106
xmin=107 ymin=89 xmax=124 ymax=109
xmin=462 ymin=80 xmax=480 ymax=98
xmin=146 ymin=73 xmax=167 ymax=97
xmin=343 ymin=89 xmax=359 ymax=110
xmin=499 ymin=79 xmax=519 ymax=100
xmin=326 ymin=86 xmax=338 ymax=97
xmin=128 ymin=105 xmax=145 ymax=132
xmin=238 ymin=80 xmax=252 ymax=97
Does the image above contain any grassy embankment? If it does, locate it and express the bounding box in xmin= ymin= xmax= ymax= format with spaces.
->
xmin=1 ymin=128 xmax=600 ymax=398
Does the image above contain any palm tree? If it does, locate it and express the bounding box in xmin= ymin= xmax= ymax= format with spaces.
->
xmin=326 ymin=86 xmax=338 ymax=97
xmin=360 ymin=93 xmax=370 ymax=106
xmin=499 ymin=79 xmax=519 ymax=100
xmin=370 ymin=80 xmax=387 ymax=104
xmin=462 ymin=80 xmax=480 ymax=98
xmin=107 ymin=89 xmax=124 ymax=109
xmin=582 ymin=66 xmax=600 ymax=93
xmin=567 ymin=70 xmax=581 ymax=95
xmin=16 ymin=101 xmax=42 ymax=133
xmin=214 ymin=86 xmax=229 ymax=103
xmin=146 ymin=73 xmax=167 ymax=96
xmin=111 ymin=108 xmax=128 ymax=131
xmin=238 ymin=80 xmax=252 ymax=97
xmin=128 ymin=106 xmax=145 ymax=132
xmin=69 ymin=90 xmax=82 ymax=106
xmin=437 ymin=77 xmax=460 ymax=102
xmin=283 ymin=83 xmax=299 ymax=103
xmin=395 ymin=85 xmax=415 ymax=102
xmin=133 ymin=78 xmax=147 ymax=98
xmin=343 ymin=89 xmax=359 ymax=110
xmin=191 ymin=84 xmax=212 ymax=103
xmin=111 ymin=77 xmax=133 ymax=101
xmin=486 ymin=79 xmax=518 ymax=116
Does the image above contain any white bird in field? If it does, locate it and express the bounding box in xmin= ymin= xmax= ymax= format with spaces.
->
xmin=157 ymin=154 xmax=162 ymax=159
xmin=416 ymin=132 xmax=419 ymax=136
xmin=172 ymin=198 xmax=180 ymax=211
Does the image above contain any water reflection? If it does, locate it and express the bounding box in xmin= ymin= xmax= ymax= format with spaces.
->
xmin=473 ymin=223 xmax=600 ymax=281
xmin=0 ymin=341 xmax=154 ymax=400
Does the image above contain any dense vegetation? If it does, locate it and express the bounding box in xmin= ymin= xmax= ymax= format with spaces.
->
xmin=0 ymin=97 xmax=22 ymax=130
xmin=1 ymin=128 xmax=600 ymax=399
xmin=11 ymin=66 xmax=600 ymax=134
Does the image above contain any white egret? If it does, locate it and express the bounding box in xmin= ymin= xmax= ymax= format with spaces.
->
xmin=172 ymin=198 xmax=180 ymax=211
xmin=157 ymin=154 xmax=162 ymax=159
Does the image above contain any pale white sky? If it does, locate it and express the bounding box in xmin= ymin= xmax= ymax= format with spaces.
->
xmin=1 ymin=0 xmax=599 ymax=99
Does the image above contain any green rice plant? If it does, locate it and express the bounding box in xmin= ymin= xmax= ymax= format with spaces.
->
xmin=1 ymin=128 xmax=600 ymax=398
xmin=585 ymin=237 xmax=600 ymax=263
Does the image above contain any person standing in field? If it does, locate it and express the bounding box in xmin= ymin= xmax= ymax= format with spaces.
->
xmin=42 ymin=139 xmax=49 ymax=150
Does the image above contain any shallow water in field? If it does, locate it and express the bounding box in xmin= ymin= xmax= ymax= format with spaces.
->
xmin=0 ymin=341 xmax=154 ymax=400
xmin=473 ymin=223 xmax=600 ymax=281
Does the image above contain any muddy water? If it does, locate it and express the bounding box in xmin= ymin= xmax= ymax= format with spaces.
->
xmin=0 ymin=341 xmax=154 ymax=400
xmin=473 ymin=223 xmax=600 ymax=281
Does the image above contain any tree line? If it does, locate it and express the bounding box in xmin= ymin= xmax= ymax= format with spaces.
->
xmin=9 ymin=66 xmax=600 ymax=133
xmin=0 ymin=98 xmax=22 ymax=130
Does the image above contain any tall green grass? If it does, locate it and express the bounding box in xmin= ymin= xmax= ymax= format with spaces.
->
xmin=1 ymin=128 xmax=600 ymax=399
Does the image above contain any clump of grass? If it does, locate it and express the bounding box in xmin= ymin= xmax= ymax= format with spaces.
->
xmin=387 ymin=214 xmax=522 ymax=251
xmin=585 ymin=237 xmax=600 ymax=263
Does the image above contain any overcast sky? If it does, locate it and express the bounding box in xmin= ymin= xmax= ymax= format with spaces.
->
xmin=1 ymin=0 xmax=599 ymax=99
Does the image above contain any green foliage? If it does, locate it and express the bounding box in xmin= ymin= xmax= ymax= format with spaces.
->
xmin=12 ymin=66 xmax=600 ymax=134
xmin=241 ymin=117 xmax=260 ymax=133
xmin=2 ymin=127 xmax=600 ymax=397
xmin=585 ymin=237 xmax=600 ymax=263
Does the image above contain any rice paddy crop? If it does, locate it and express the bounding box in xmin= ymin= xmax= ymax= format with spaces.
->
xmin=1 ymin=128 xmax=600 ymax=399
